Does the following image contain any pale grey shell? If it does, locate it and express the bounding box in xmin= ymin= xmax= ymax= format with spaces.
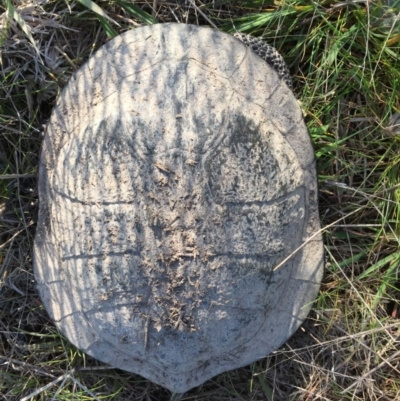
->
xmin=34 ymin=23 xmax=323 ymax=393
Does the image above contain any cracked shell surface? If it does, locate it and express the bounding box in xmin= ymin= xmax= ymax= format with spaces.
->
xmin=34 ymin=23 xmax=324 ymax=393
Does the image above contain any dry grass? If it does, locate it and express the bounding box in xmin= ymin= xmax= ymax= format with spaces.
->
xmin=1 ymin=0 xmax=400 ymax=400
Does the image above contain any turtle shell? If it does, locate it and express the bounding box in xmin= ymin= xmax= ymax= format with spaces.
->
xmin=34 ymin=23 xmax=323 ymax=393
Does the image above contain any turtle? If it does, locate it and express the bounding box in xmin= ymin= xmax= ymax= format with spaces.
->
xmin=33 ymin=23 xmax=324 ymax=394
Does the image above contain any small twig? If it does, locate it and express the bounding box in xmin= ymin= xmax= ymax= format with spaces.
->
xmin=0 ymin=221 xmax=34 ymax=250
xmin=69 ymin=374 xmax=102 ymax=400
xmin=341 ymin=349 xmax=400 ymax=394
xmin=187 ymin=0 xmax=218 ymax=29
xmin=0 ymin=355 xmax=56 ymax=378
xmin=152 ymin=0 xmax=157 ymax=17
xmin=273 ymin=206 xmax=363 ymax=272
xmin=20 ymin=374 xmax=67 ymax=401
xmin=7 ymin=276 xmax=25 ymax=296
xmin=20 ymin=371 xmax=103 ymax=401
xmin=54 ymin=45 xmax=78 ymax=70
xmin=0 ymin=173 xmax=36 ymax=179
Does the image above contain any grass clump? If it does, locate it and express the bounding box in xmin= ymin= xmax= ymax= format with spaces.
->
xmin=1 ymin=0 xmax=400 ymax=400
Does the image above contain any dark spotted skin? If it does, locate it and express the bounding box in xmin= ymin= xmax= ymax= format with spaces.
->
xmin=234 ymin=32 xmax=293 ymax=89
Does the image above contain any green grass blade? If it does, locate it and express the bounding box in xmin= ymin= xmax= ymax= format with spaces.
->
xmin=356 ymin=249 xmax=400 ymax=312
xmin=115 ymin=0 xmax=158 ymax=25
xmin=98 ymin=16 xmax=118 ymax=38
xmin=335 ymin=251 xmax=368 ymax=269
xmin=76 ymin=0 xmax=120 ymax=27
xmin=226 ymin=10 xmax=297 ymax=33
xmin=369 ymin=254 xmax=400 ymax=311
xmin=257 ymin=374 xmax=274 ymax=400
xmin=357 ymin=252 xmax=400 ymax=280
xmin=5 ymin=0 xmax=39 ymax=54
